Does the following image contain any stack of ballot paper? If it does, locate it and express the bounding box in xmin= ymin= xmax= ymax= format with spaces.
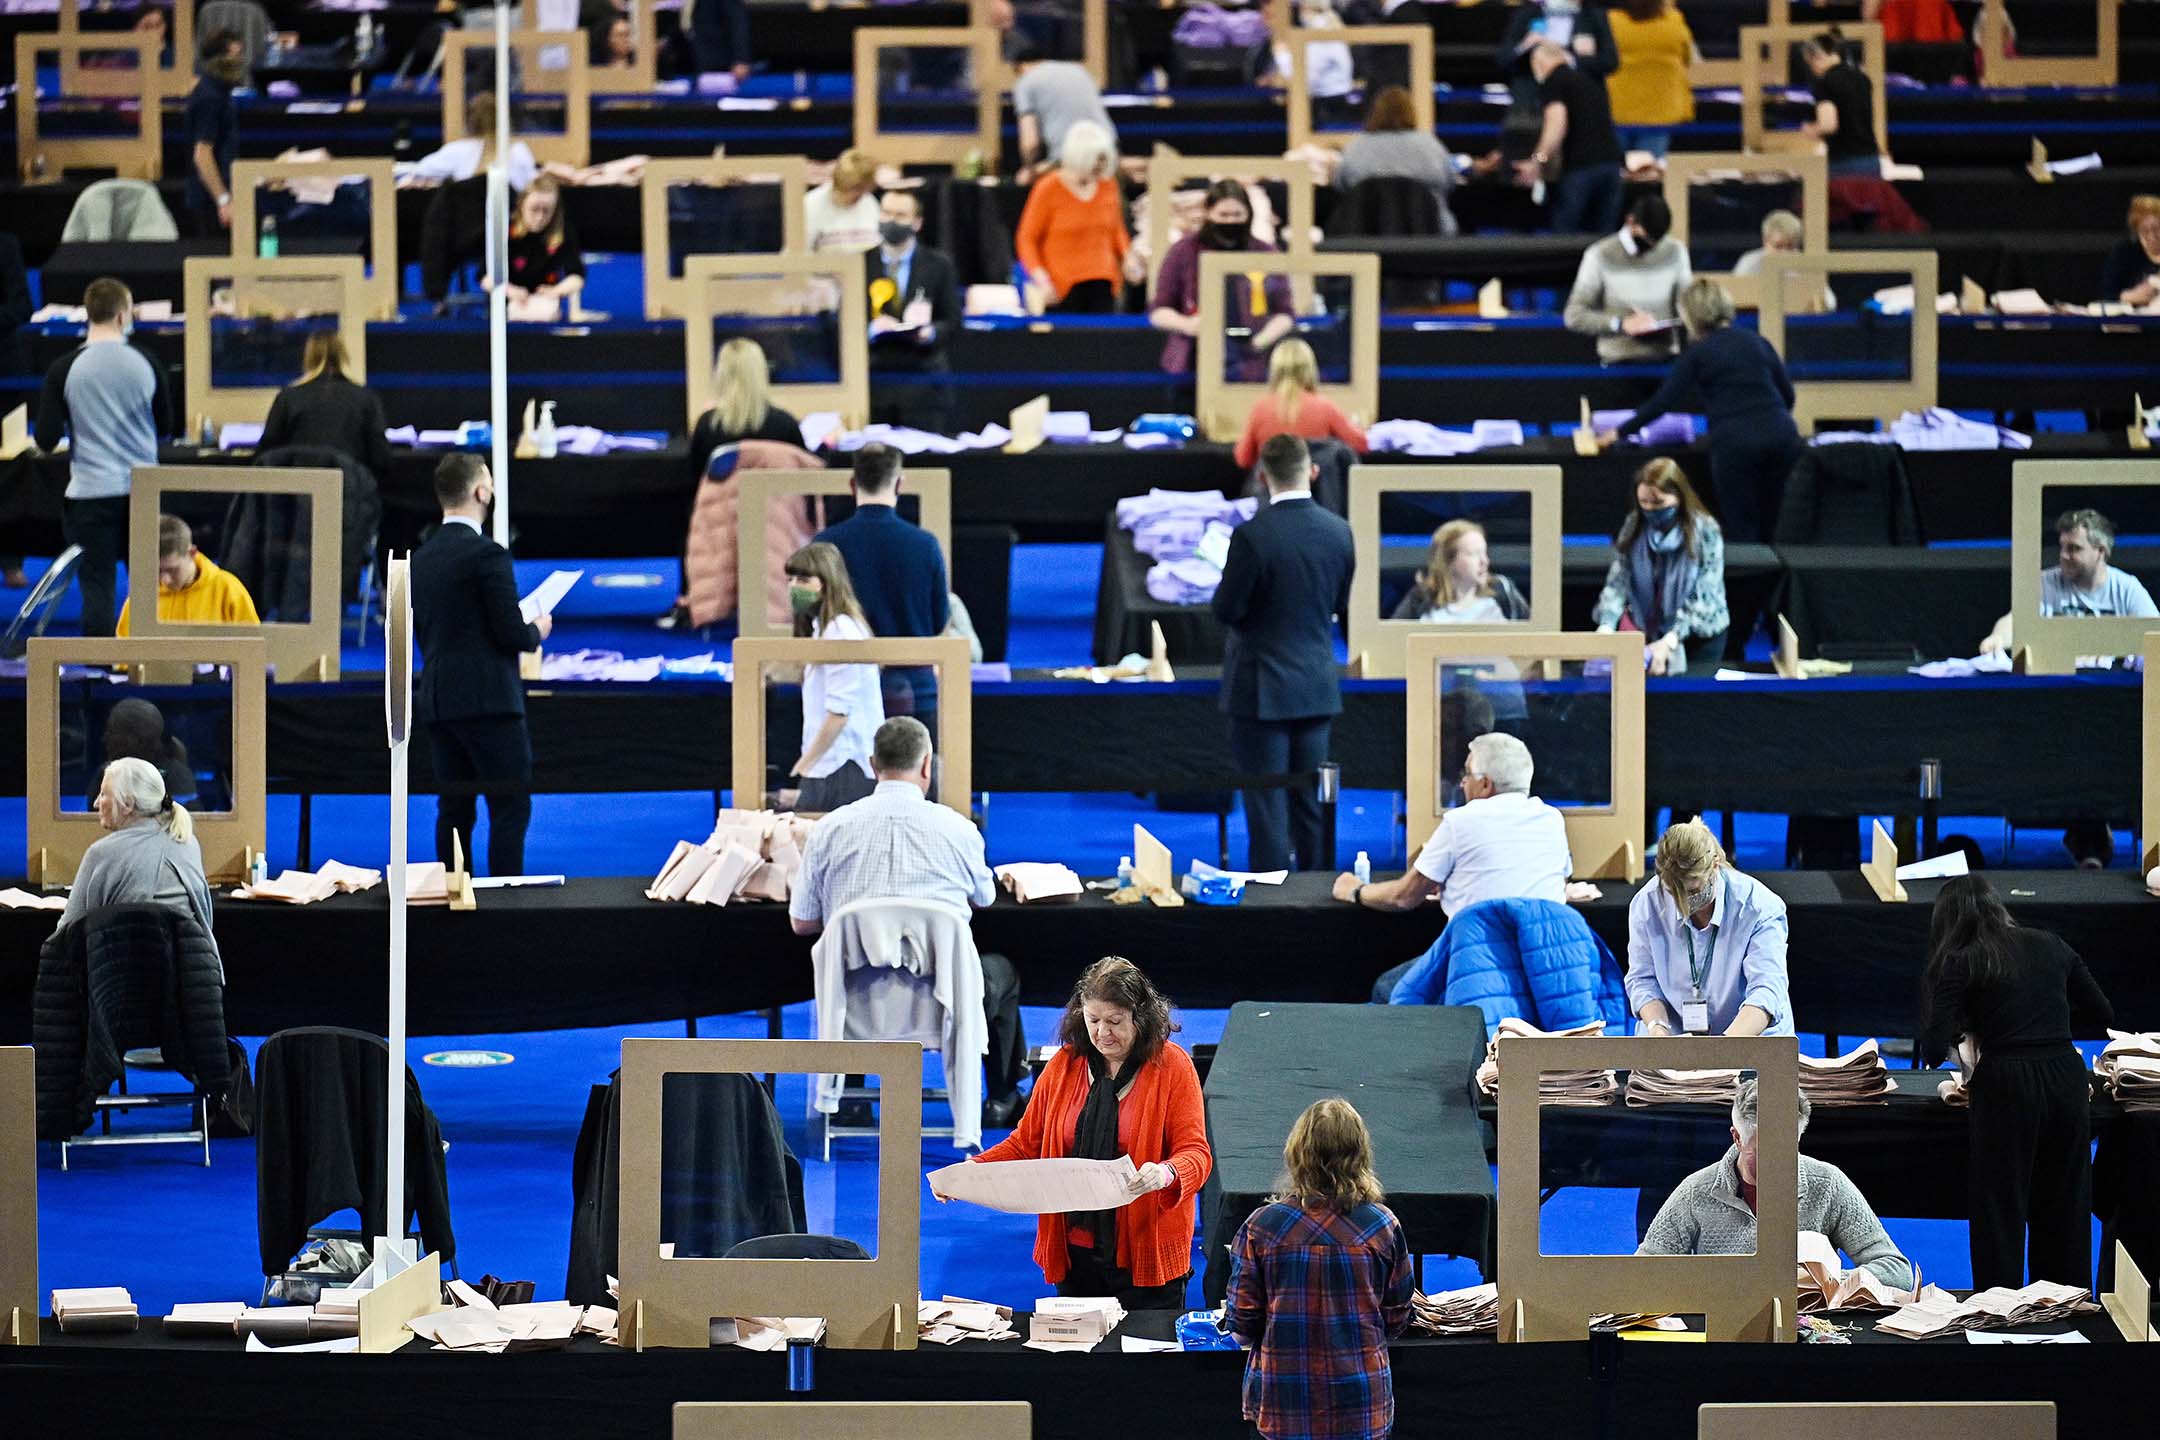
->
xmin=918 ymin=1296 xmax=1018 ymax=1345
xmin=1938 ymin=1036 xmax=1979 ymax=1107
xmin=1797 ymin=1231 xmax=1921 ymax=1312
xmin=1875 ymin=1282 xmax=2095 ymax=1339
xmin=725 ymin=1317 xmax=826 ymax=1352
xmin=406 ymin=861 xmax=451 ymax=905
xmin=1476 ymin=1018 xmax=1618 ymax=1104
xmin=1410 ymin=1284 xmax=1498 ymax=1334
xmin=994 ymin=862 xmax=1084 ymax=904
xmin=1798 ymin=1041 xmax=1896 ymax=1106
xmin=1624 ymin=1067 xmax=1742 ymax=1107
xmin=408 ymin=1281 xmax=606 ymax=1352
xmin=2096 ymin=1031 xmax=2160 ymax=1111
xmin=165 ymin=1302 xmax=249 ymax=1337
xmin=52 ymin=1287 xmax=138 ymax=1333
xmin=646 ymin=809 xmax=814 ymax=907
xmin=0 ymin=887 xmax=68 ymax=911
xmin=236 ymin=1306 xmax=329 ymax=1343
xmin=234 ymin=859 xmax=384 ymax=903
xmin=1027 ymin=1297 xmax=1124 ymax=1351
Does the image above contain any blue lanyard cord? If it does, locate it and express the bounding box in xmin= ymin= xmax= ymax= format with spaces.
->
xmin=1682 ymin=874 xmax=1728 ymax=999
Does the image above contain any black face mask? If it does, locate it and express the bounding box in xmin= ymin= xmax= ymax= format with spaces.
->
xmin=879 ymin=220 xmax=917 ymax=249
xmin=210 ymin=55 xmax=249 ymax=86
xmin=1202 ymin=222 xmax=1248 ymax=250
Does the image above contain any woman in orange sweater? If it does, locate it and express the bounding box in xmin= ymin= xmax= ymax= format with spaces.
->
xmin=960 ymin=956 xmax=1211 ymax=1307
xmin=1014 ymin=120 xmax=1137 ymax=314
xmin=1232 ymin=338 xmax=1370 ymax=470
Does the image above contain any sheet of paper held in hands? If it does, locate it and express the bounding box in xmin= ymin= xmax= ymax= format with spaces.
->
xmin=519 ymin=569 xmax=584 ymax=624
xmin=927 ymin=1156 xmax=1141 ymax=1214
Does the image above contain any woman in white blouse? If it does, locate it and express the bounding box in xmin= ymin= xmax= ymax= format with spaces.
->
xmin=783 ymin=543 xmax=885 ymax=813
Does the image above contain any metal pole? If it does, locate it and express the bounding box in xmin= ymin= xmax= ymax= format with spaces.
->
xmin=1315 ymin=762 xmax=1341 ymax=872
xmin=386 ymin=728 xmax=407 ymax=1250
xmin=487 ymin=4 xmax=512 ymax=546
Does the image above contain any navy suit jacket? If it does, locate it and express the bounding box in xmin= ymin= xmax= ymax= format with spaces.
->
xmin=1212 ymin=495 xmax=1355 ymax=721
xmin=412 ymin=519 xmax=541 ymax=723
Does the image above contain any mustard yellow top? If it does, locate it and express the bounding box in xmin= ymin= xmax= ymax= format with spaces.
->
xmin=1607 ymin=8 xmax=1697 ymax=127
xmin=116 ymin=552 xmax=261 ymax=636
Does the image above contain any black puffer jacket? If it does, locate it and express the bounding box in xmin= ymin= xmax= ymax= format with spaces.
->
xmin=34 ymin=904 xmax=230 ymax=1140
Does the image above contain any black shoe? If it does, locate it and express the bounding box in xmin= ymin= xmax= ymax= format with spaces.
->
xmin=982 ymin=1090 xmax=1028 ymax=1130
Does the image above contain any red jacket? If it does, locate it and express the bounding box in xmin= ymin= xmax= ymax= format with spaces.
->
xmin=974 ymin=1042 xmax=1212 ymax=1287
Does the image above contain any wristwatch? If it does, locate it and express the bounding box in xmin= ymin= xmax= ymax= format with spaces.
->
xmin=1353 ymin=884 xmax=1366 ymax=908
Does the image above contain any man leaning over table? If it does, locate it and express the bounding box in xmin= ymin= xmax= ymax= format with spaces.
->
xmin=1625 ymin=818 xmax=1791 ymax=1038
xmin=789 ymin=717 xmax=1029 ymax=1130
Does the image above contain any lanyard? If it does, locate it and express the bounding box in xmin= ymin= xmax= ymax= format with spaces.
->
xmin=1681 ymin=875 xmax=1728 ymax=999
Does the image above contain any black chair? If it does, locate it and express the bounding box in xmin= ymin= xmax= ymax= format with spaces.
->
xmin=2 ymin=546 xmax=82 ymax=658
xmin=723 ymin=1233 xmax=871 ymax=1261
xmin=1772 ymin=444 xmax=1924 ymax=546
xmin=245 ymin=444 xmax=385 ymax=640
xmin=419 ymin=175 xmax=490 ymax=305
xmin=253 ymin=1026 xmax=457 ymax=1298
xmin=33 ymin=903 xmax=230 ymax=1168
xmin=1245 ymin=436 xmax=1355 ymax=518
xmin=1329 ymin=177 xmax=1445 ymax=239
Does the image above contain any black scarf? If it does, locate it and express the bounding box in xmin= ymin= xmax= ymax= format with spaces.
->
xmin=1067 ymin=1050 xmax=1125 ymax=1259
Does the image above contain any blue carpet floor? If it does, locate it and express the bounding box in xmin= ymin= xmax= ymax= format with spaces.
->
xmin=16 ymin=537 xmax=2114 ymax=1316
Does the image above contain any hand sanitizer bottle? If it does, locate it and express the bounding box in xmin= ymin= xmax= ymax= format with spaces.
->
xmin=534 ymin=401 xmax=558 ymax=459
xmin=1353 ymin=851 xmax=1371 ymax=886
xmin=1116 ymin=855 xmax=1134 ymax=890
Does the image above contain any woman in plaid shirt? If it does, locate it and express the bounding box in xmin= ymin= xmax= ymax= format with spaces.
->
xmin=1225 ymin=1099 xmax=1415 ymax=1440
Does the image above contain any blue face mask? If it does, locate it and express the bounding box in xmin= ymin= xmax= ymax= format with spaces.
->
xmin=1644 ymin=504 xmax=1680 ymax=531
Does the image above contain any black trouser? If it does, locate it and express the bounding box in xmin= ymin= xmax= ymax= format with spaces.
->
xmin=1227 ymin=713 xmax=1331 ymax=873
xmin=430 ymin=714 xmax=534 ymax=877
xmin=870 ymin=374 xmax=955 ymax=437
xmin=980 ymin=951 xmax=1027 ymax=1102
xmin=1060 ymin=1244 xmax=1190 ymax=1311
xmin=793 ymin=765 xmax=877 ymax=813
xmin=1709 ymin=430 xmax=1804 ymax=544
xmin=2062 ymin=820 xmax=2115 ymax=867
xmin=1968 ymin=1048 xmax=2094 ymax=1290
xmin=1049 ymin=279 xmax=1116 ymax=315
xmin=62 ymin=495 xmax=130 ymax=637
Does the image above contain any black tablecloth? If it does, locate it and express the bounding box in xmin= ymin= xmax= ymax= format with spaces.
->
xmin=1200 ymin=1002 xmax=1496 ymax=1303
xmin=0 ymin=661 xmax=2138 ymax=823
xmin=3 ymin=870 xmax=2153 ymax=1044
xmin=6 ymin=1294 xmax=2144 ymax=1440
xmin=4 ymin=433 xmax=2134 ymax=558
xmin=1778 ymin=544 xmax=2160 ymax=660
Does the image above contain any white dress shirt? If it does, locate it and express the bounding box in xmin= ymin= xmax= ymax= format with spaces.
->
xmin=1623 ymin=867 xmax=1793 ymax=1036
xmin=1412 ymin=790 xmax=1572 ymax=913
xmin=789 ymin=780 xmax=996 ymax=929
xmin=799 ymin=611 xmax=883 ymax=780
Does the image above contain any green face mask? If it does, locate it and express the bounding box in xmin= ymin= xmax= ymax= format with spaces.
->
xmin=788 ymin=585 xmax=821 ymax=617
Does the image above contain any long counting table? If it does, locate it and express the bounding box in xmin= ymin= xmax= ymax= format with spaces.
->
xmin=3 ymin=871 xmax=2152 ymax=1043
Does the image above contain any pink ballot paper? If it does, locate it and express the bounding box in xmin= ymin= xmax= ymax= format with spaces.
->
xmin=926 ymin=1156 xmax=1141 ymax=1214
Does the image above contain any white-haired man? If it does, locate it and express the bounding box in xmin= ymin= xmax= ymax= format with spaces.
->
xmin=1338 ymin=733 xmax=1574 ymax=1001
xmin=1639 ymin=1078 xmax=1913 ymax=1290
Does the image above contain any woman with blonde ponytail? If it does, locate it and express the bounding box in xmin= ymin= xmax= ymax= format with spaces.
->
xmin=61 ymin=755 xmax=219 ymax=962
xmin=1231 ymin=336 xmax=1370 ymax=470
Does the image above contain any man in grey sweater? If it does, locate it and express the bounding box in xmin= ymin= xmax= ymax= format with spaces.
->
xmin=1564 ymin=194 xmax=1690 ymax=365
xmin=1639 ymin=1078 xmax=1914 ymax=1289
xmin=35 ymin=277 xmax=172 ymax=636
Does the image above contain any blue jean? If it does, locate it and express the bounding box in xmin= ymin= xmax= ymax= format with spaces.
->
xmin=1548 ymin=163 xmax=1625 ymax=235
xmin=1829 ymin=155 xmax=1882 ymax=177
xmin=1615 ymin=126 xmax=1671 ymax=159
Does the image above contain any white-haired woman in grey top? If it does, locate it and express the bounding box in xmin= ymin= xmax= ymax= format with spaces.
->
xmin=61 ymin=755 xmax=219 ymax=970
xmin=1638 ymin=1078 xmax=1913 ymax=1289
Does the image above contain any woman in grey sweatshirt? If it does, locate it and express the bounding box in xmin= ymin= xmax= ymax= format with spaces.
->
xmin=1334 ymin=85 xmax=1459 ymax=236
xmin=61 ymin=755 xmax=219 ymax=975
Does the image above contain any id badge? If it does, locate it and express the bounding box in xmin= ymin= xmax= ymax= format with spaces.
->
xmin=1679 ymin=1000 xmax=1710 ymax=1035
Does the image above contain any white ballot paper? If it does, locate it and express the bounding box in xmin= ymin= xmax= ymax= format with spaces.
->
xmin=927 ymin=1156 xmax=1140 ymax=1214
xmin=520 ymin=569 xmax=584 ymax=623
xmin=1895 ymin=850 xmax=1970 ymax=882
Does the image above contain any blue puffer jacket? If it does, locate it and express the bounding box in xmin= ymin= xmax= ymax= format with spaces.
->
xmin=1387 ymin=897 xmax=1629 ymax=1039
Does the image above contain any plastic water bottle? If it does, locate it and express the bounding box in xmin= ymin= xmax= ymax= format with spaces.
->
xmin=257 ymin=215 xmax=277 ymax=259
xmin=355 ymin=14 xmax=374 ymax=59
xmin=535 ymin=401 xmax=558 ymax=459
xmin=1353 ymin=851 xmax=1371 ymax=886
xmin=1116 ymin=855 xmax=1134 ymax=890
xmin=249 ymin=852 xmax=268 ymax=888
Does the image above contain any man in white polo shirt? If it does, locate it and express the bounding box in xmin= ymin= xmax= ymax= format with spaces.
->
xmin=1331 ymin=732 xmax=1574 ymax=1000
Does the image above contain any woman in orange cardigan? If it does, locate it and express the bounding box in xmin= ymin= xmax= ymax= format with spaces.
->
xmin=961 ymin=956 xmax=1211 ymax=1307
xmin=1014 ymin=120 xmax=1138 ymax=314
xmin=1233 ymin=338 xmax=1370 ymax=470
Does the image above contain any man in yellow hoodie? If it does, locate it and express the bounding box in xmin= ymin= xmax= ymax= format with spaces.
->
xmin=115 ymin=514 xmax=260 ymax=634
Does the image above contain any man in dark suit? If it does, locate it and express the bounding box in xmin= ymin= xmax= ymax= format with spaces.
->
xmin=1212 ymin=433 xmax=1356 ymax=873
xmin=412 ymin=453 xmax=551 ymax=876
xmin=815 ymin=444 xmax=949 ymax=743
xmin=867 ymin=188 xmax=964 ymax=436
